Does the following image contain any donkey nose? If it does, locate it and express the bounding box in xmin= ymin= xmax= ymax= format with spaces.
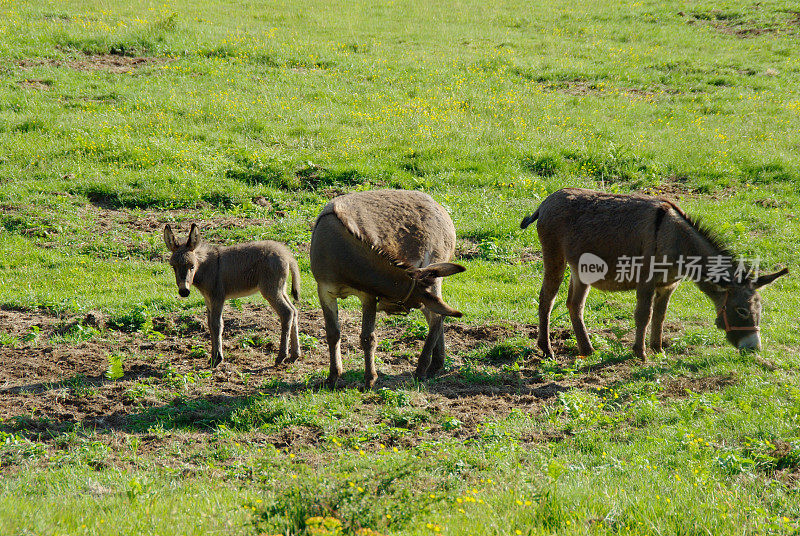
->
xmin=179 ymin=288 xmax=190 ymax=298
xmin=737 ymin=332 xmax=761 ymax=353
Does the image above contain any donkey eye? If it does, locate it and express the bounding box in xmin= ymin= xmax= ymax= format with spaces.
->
xmin=735 ymin=307 xmax=749 ymax=318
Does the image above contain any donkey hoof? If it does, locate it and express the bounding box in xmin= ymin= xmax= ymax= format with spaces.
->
xmin=363 ymin=376 xmax=378 ymax=391
xmin=537 ymin=340 xmax=554 ymax=358
xmin=425 ymin=367 xmax=443 ymax=379
xmin=324 ymin=376 xmax=339 ymax=389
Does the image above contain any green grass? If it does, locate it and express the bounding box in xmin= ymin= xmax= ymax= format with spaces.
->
xmin=1 ymin=0 xmax=800 ymax=534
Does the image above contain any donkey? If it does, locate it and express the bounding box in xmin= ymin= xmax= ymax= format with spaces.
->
xmin=310 ymin=189 xmax=466 ymax=389
xmin=163 ymin=224 xmax=301 ymax=368
xmin=521 ymin=188 xmax=788 ymax=359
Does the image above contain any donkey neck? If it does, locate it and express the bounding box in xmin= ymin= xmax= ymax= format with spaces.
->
xmin=191 ymin=244 xmax=219 ymax=292
xmin=677 ymin=225 xmax=734 ymax=304
xmin=677 ymin=221 xmax=724 ymax=259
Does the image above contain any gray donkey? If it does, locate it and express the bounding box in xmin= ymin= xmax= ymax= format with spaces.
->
xmin=164 ymin=224 xmax=301 ymax=368
xmin=310 ymin=189 xmax=466 ymax=388
xmin=521 ymin=188 xmax=788 ymax=359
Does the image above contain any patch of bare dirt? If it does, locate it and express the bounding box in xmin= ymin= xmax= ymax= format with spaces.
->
xmin=0 ymin=304 xmax=729 ymax=460
xmin=755 ymin=197 xmax=789 ymax=209
xmin=641 ymin=181 xmax=697 ymax=200
xmin=70 ymin=54 xmax=157 ymax=73
xmin=679 ymin=10 xmax=799 ymax=39
xmin=662 ymin=372 xmax=737 ymax=398
xmin=15 ymin=58 xmax=61 ymax=69
xmin=85 ymin=206 xmax=277 ymax=235
xmin=539 ymin=79 xmax=681 ymax=100
xmin=18 ymin=79 xmax=52 ymax=90
xmin=16 ymin=54 xmax=167 ymax=74
xmin=639 ymin=177 xmax=738 ymax=201
xmin=74 ymin=204 xmax=285 ymax=260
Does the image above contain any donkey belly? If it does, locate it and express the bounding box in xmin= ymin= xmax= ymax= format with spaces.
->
xmin=225 ymin=286 xmax=261 ymax=299
xmin=590 ymin=278 xmax=638 ymax=292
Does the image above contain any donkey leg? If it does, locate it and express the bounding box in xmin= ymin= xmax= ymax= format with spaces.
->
xmin=537 ymin=258 xmax=566 ymax=358
xmin=649 ymin=285 xmax=677 ymax=354
xmin=424 ymin=281 xmax=447 ymax=375
xmin=288 ymin=298 xmax=301 ymax=363
xmin=633 ymin=285 xmax=655 ymax=360
xmin=318 ymin=284 xmax=342 ymax=387
xmin=359 ymin=294 xmax=378 ymax=389
xmin=419 ymin=306 xmax=447 ymax=378
xmin=567 ymin=275 xmax=594 ymax=356
xmin=265 ymin=288 xmax=296 ymax=367
xmin=415 ymin=313 xmax=442 ymax=381
xmin=432 ymin=327 xmax=446 ymax=375
xmin=206 ymin=299 xmax=225 ymax=368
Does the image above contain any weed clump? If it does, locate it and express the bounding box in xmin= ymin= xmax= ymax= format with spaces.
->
xmin=521 ymin=154 xmax=560 ymax=177
xmin=108 ymin=304 xmax=151 ymax=332
xmin=483 ymin=338 xmax=535 ymax=365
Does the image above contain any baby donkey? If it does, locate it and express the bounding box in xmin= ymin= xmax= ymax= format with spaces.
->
xmin=164 ymin=224 xmax=301 ymax=368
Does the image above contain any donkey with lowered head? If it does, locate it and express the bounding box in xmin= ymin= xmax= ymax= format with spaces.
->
xmin=310 ymin=189 xmax=466 ymax=389
xmin=521 ymin=188 xmax=788 ymax=359
xmin=164 ymin=224 xmax=301 ymax=368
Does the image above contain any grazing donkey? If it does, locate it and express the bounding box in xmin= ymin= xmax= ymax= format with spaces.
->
xmin=521 ymin=188 xmax=788 ymax=359
xmin=310 ymin=189 xmax=466 ymax=388
xmin=163 ymin=224 xmax=301 ymax=368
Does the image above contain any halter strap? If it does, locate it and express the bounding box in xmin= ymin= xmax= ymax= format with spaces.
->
xmin=399 ymin=278 xmax=417 ymax=304
xmin=717 ymin=290 xmax=760 ymax=332
xmin=378 ymin=278 xmax=417 ymax=314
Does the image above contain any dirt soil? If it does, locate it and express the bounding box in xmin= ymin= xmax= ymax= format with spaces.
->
xmin=0 ymin=304 xmax=731 ymax=458
xmin=539 ymin=79 xmax=681 ymax=100
xmin=17 ymin=54 xmax=167 ymax=74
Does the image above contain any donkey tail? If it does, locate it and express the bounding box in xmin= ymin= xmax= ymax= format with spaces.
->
xmin=520 ymin=208 xmax=540 ymax=230
xmin=289 ymin=258 xmax=300 ymax=302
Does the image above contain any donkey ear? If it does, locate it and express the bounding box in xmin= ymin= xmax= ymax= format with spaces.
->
xmin=164 ymin=225 xmax=178 ymax=252
xmin=754 ymin=267 xmax=789 ymax=289
xmin=420 ymin=291 xmax=463 ymax=318
xmin=186 ymin=223 xmax=200 ymax=251
xmin=413 ymin=262 xmax=466 ymax=286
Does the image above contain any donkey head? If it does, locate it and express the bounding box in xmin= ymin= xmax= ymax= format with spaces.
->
xmin=402 ymin=262 xmax=466 ymax=317
xmin=163 ymin=224 xmax=201 ymax=298
xmin=713 ymin=268 xmax=788 ymax=351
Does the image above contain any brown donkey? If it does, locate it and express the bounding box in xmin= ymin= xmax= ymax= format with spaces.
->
xmin=310 ymin=189 xmax=465 ymax=389
xmin=164 ymin=224 xmax=301 ymax=368
xmin=521 ymin=188 xmax=788 ymax=359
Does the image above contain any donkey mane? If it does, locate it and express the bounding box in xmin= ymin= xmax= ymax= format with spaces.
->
xmin=661 ymin=199 xmax=734 ymax=259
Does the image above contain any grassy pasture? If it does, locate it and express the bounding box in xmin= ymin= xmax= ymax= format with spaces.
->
xmin=1 ymin=0 xmax=800 ymax=534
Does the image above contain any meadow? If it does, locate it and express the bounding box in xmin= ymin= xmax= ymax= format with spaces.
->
xmin=1 ymin=0 xmax=799 ymax=534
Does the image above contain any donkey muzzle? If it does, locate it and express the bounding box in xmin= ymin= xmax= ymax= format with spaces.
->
xmin=736 ymin=332 xmax=761 ymax=353
xmin=178 ymin=288 xmax=190 ymax=298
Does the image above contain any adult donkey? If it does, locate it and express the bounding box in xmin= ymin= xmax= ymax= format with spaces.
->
xmin=521 ymin=188 xmax=788 ymax=359
xmin=310 ymin=189 xmax=465 ymax=389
